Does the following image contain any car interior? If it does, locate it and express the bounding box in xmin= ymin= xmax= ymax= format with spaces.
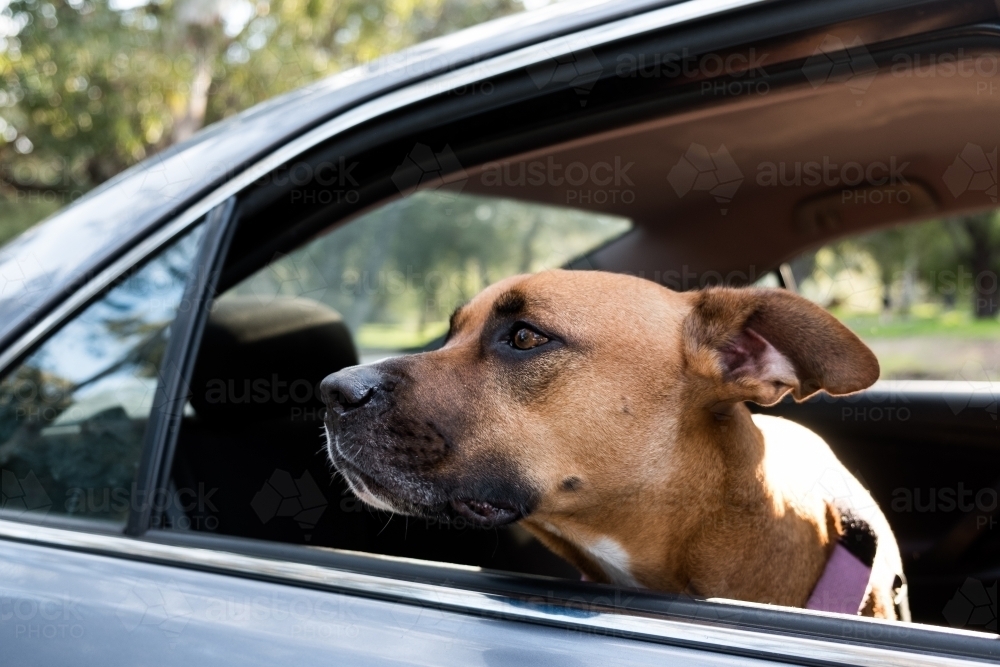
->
xmin=154 ymin=2 xmax=1000 ymax=633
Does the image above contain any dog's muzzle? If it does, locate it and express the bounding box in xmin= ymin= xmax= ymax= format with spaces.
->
xmin=320 ymin=363 xmax=532 ymax=527
xmin=320 ymin=364 xmax=415 ymax=512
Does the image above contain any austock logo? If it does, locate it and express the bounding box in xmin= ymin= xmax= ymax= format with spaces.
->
xmin=3 ymin=593 xmax=85 ymax=641
xmin=801 ymin=35 xmax=877 ymax=106
xmin=943 ymin=578 xmax=997 ymax=632
xmin=943 ymin=363 xmax=998 ymax=420
xmin=0 ymin=469 xmax=51 ymax=517
xmin=115 ymin=579 xmax=194 ymax=645
xmin=251 ymin=470 xmax=328 ymax=541
xmin=391 ymin=144 xmax=468 ymax=197
xmin=943 ymin=143 xmax=998 ymax=203
xmin=0 ymin=253 xmax=53 ymax=306
xmin=666 ymin=144 xmax=743 ymax=215
xmin=947 ymin=390 xmax=999 ymax=421
xmin=526 ymin=42 xmax=603 ymax=107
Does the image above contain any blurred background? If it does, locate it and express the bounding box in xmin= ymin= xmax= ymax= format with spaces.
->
xmin=0 ymin=0 xmax=528 ymax=238
xmin=789 ymin=216 xmax=1000 ymax=381
xmin=0 ymin=0 xmax=998 ymax=380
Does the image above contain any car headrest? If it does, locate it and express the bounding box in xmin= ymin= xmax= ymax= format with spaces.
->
xmin=189 ymin=295 xmax=358 ymax=422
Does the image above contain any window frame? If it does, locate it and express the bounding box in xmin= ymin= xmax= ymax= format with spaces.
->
xmin=124 ymin=199 xmax=239 ymax=536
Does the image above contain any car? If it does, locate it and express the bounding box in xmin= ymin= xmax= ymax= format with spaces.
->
xmin=1 ymin=0 xmax=999 ymax=663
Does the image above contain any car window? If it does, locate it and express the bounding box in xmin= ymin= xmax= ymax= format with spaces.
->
xmin=786 ymin=211 xmax=999 ymax=383
xmin=230 ymin=191 xmax=632 ymax=362
xmin=0 ymin=222 xmax=207 ymax=528
xmin=163 ymin=191 xmax=628 ymax=568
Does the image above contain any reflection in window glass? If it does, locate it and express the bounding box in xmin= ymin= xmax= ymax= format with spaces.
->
xmin=790 ymin=212 xmax=999 ymax=381
xmin=0 ymin=223 xmax=206 ymax=526
xmin=234 ymin=191 xmax=632 ymax=362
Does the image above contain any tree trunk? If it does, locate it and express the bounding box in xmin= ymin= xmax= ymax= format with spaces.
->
xmin=171 ymin=0 xmax=230 ymax=144
xmin=171 ymin=55 xmax=213 ymax=144
xmin=962 ymin=216 xmax=999 ymax=319
xmin=518 ymin=215 xmax=543 ymax=273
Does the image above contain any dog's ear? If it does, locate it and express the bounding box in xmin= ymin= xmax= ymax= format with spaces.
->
xmin=683 ymin=287 xmax=879 ymax=405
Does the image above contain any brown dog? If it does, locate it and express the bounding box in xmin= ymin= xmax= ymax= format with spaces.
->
xmin=321 ymin=270 xmax=907 ymax=619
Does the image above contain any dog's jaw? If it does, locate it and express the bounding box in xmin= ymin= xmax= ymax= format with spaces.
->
xmin=324 ymin=415 xmax=532 ymax=526
xmin=324 ymin=423 xmax=403 ymax=513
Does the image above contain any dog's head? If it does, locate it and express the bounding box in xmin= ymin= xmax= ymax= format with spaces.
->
xmin=321 ymin=270 xmax=878 ymax=532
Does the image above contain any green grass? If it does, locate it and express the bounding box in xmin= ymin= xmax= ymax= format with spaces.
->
xmin=837 ymin=310 xmax=1000 ymax=339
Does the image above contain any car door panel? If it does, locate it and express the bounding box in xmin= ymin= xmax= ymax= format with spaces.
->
xmin=0 ymin=537 xmax=787 ymax=667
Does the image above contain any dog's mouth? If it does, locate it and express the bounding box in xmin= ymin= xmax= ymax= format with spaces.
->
xmin=449 ymin=498 xmax=522 ymax=526
xmin=324 ymin=425 xmax=527 ymax=528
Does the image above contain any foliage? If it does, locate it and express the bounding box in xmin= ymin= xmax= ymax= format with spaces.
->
xmin=801 ymin=212 xmax=1000 ymax=320
xmin=234 ymin=191 xmax=631 ymax=351
xmin=0 ymin=0 xmax=523 ymax=241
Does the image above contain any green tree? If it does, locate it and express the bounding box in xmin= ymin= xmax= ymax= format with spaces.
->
xmin=236 ymin=190 xmax=630 ymax=346
xmin=843 ymin=213 xmax=1000 ymax=318
xmin=946 ymin=212 xmax=1000 ymax=318
xmin=0 ymin=0 xmax=523 ymax=244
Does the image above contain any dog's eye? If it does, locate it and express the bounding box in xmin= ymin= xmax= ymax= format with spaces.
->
xmin=511 ymin=327 xmax=548 ymax=350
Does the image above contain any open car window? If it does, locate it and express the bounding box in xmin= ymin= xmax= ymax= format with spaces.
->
xmin=164 ymin=191 xmax=627 ymax=576
xmin=756 ymin=210 xmax=1000 ymax=630
xmin=787 ymin=213 xmax=999 ymax=385
xmin=229 ymin=191 xmax=631 ymax=362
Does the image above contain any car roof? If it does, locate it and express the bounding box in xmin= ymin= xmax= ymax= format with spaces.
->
xmin=0 ymin=0 xmax=676 ymax=347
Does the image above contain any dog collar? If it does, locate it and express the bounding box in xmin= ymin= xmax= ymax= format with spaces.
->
xmin=806 ymin=513 xmax=877 ymax=615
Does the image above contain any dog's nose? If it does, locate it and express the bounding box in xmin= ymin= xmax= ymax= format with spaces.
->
xmin=321 ymin=366 xmax=382 ymax=412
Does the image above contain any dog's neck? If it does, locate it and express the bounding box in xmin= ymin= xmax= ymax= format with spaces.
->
xmin=523 ymin=403 xmax=831 ymax=604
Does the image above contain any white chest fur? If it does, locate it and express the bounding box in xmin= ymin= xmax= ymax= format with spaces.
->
xmin=542 ymin=520 xmax=642 ymax=588
xmin=580 ymin=536 xmax=641 ymax=587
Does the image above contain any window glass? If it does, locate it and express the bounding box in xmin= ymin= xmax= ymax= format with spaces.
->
xmin=789 ymin=212 xmax=999 ymax=382
xmin=232 ymin=191 xmax=632 ymax=362
xmin=0 ymin=222 xmax=207 ymax=527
